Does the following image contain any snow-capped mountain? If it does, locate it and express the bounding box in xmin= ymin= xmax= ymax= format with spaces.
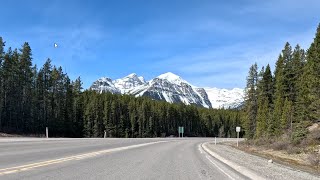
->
xmin=113 ymin=73 xmax=145 ymax=93
xmin=90 ymin=77 xmax=120 ymax=94
xmin=204 ymin=87 xmax=244 ymax=109
xmin=129 ymin=72 xmax=212 ymax=108
xmin=89 ymin=72 xmax=244 ymax=109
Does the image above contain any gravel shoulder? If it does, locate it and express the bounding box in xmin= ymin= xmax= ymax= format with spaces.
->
xmin=206 ymin=143 xmax=319 ymax=180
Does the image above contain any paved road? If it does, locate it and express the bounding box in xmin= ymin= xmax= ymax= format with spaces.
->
xmin=0 ymin=138 xmax=246 ymax=180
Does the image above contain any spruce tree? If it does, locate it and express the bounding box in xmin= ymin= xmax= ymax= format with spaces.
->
xmin=255 ymin=65 xmax=272 ymax=138
xmin=0 ymin=37 xmax=5 ymax=130
xmin=305 ymin=24 xmax=320 ymax=122
xmin=262 ymin=64 xmax=273 ymax=106
xmin=19 ymin=42 xmax=33 ymax=132
xmin=280 ymin=98 xmax=293 ymax=131
xmin=72 ymin=77 xmax=83 ymax=137
xmin=244 ymin=63 xmax=258 ymax=138
xmin=256 ymin=96 xmax=269 ymax=138
xmin=272 ymin=52 xmax=286 ymax=135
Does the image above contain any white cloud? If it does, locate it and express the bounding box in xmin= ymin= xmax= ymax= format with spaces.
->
xmin=149 ymin=26 xmax=315 ymax=89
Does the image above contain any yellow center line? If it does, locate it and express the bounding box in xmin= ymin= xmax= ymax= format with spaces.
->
xmin=0 ymin=141 xmax=168 ymax=176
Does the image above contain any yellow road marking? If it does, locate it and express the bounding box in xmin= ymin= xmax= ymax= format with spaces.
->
xmin=0 ymin=170 xmax=19 ymax=175
xmin=0 ymin=141 xmax=167 ymax=176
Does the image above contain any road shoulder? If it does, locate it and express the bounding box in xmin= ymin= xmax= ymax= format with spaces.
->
xmin=204 ymin=142 xmax=319 ymax=180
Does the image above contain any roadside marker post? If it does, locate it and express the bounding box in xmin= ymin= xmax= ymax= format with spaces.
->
xmin=178 ymin=126 xmax=184 ymax=138
xmin=236 ymin=126 xmax=241 ymax=147
xmin=182 ymin=127 xmax=184 ymax=138
xmin=215 ymin=137 xmax=216 ymax=145
xmin=46 ymin=127 xmax=48 ymax=138
xmin=104 ymin=130 xmax=106 ymax=138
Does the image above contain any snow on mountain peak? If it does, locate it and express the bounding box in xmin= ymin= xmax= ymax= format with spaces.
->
xmin=90 ymin=73 xmax=244 ymax=109
xmin=157 ymin=72 xmax=187 ymax=84
xmin=204 ymin=87 xmax=244 ymax=109
xmin=90 ymin=77 xmax=120 ymax=94
xmin=113 ymin=73 xmax=145 ymax=93
xmin=126 ymin=73 xmax=138 ymax=78
xmin=138 ymin=76 xmax=145 ymax=83
xmin=99 ymin=77 xmax=112 ymax=82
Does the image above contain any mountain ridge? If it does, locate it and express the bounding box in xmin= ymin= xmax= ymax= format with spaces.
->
xmin=90 ymin=72 xmax=244 ymax=109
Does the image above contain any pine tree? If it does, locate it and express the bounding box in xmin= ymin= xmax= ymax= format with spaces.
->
xmin=0 ymin=37 xmax=5 ymax=130
xmin=30 ymin=65 xmax=38 ymax=133
xmin=255 ymin=96 xmax=269 ymax=138
xmin=291 ymin=45 xmax=305 ymax=102
xmin=244 ymin=63 xmax=258 ymax=138
xmin=41 ymin=59 xmax=52 ymax=130
xmin=72 ymin=77 xmax=83 ymax=137
xmin=255 ymin=65 xmax=272 ymax=138
xmin=262 ymin=64 xmax=273 ymax=106
xmin=271 ymin=51 xmax=286 ymax=135
xmin=280 ymin=98 xmax=293 ymax=131
xmin=282 ymin=42 xmax=294 ymax=100
xmin=19 ymin=42 xmax=33 ymax=132
xmin=304 ymin=24 xmax=320 ymax=122
xmin=2 ymin=48 xmax=20 ymax=131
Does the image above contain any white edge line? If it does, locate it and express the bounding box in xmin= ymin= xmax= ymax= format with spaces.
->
xmin=201 ymin=142 xmax=266 ymax=180
xmin=205 ymin=154 xmax=236 ymax=180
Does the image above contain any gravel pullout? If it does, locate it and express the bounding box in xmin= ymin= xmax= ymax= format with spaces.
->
xmin=206 ymin=143 xmax=319 ymax=180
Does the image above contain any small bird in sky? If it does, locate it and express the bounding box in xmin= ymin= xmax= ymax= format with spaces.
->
xmin=54 ymin=43 xmax=58 ymax=48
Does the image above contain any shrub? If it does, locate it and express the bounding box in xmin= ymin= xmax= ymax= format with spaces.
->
xmin=291 ymin=127 xmax=308 ymax=145
xmin=300 ymin=129 xmax=320 ymax=147
xmin=253 ymin=137 xmax=273 ymax=146
xmin=271 ymin=140 xmax=290 ymax=151
xmin=286 ymin=145 xmax=301 ymax=154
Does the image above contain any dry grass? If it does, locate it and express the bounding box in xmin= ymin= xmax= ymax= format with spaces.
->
xmin=307 ymin=153 xmax=320 ymax=167
xmin=271 ymin=140 xmax=290 ymax=151
xmin=286 ymin=145 xmax=302 ymax=154
xmin=237 ymin=127 xmax=320 ymax=175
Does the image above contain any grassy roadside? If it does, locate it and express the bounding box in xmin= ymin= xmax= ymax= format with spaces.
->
xmin=229 ymin=142 xmax=320 ymax=176
xmin=0 ymin=132 xmax=44 ymax=137
xmin=225 ymin=126 xmax=320 ymax=176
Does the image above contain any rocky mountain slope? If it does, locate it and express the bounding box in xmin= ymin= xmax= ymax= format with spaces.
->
xmin=90 ymin=72 xmax=244 ymax=109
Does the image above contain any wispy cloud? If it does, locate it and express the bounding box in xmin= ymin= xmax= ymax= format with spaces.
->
xmin=2 ymin=23 xmax=109 ymax=88
xmin=1 ymin=0 xmax=318 ymax=89
xmin=130 ymin=17 xmax=260 ymax=48
xmin=148 ymin=26 xmax=315 ymax=89
xmin=239 ymin=0 xmax=320 ymax=18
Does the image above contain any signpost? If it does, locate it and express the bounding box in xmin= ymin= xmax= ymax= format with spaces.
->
xmin=178 ymin=126 xmax=184 ymax=138
xmin=236 ymin=126 xmax=241 ymax=147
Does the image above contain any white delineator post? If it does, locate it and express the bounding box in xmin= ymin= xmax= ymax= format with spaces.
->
xmin=237 ymin=132 xmax=239 ymax=147
xmin=236 ymin=126 xmax=241 ymax=147
xmin=104 ymin=130 xmax=106 ymax=138
xmin=182 ymin=127 xmax=184 ymax=138
xmin=46 ymin=127 xmax=48 ymax=138
xmin=178 ymin=126 xmax=184 ymax=138
xmin=215 ymin=137 xmax=216 ymax=145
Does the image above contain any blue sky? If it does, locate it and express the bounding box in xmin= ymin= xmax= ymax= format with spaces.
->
xmin=1 ymin=0 xmax=319 ymax=89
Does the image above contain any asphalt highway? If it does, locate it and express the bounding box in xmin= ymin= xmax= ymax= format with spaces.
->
xmin=0 ymin=138 xmax=247 ymax=180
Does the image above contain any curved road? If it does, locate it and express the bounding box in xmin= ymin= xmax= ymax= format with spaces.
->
xmin=0 ymin=138 xmax=246 ymax=180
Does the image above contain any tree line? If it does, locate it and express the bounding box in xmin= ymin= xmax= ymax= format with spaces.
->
xmin=0 ymin=37 xmax=241 ymax=137
xmin=81 ymin=91 xmax=241 ymax=138
xmin=243 ymin=24 xmax=320 ymax=143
